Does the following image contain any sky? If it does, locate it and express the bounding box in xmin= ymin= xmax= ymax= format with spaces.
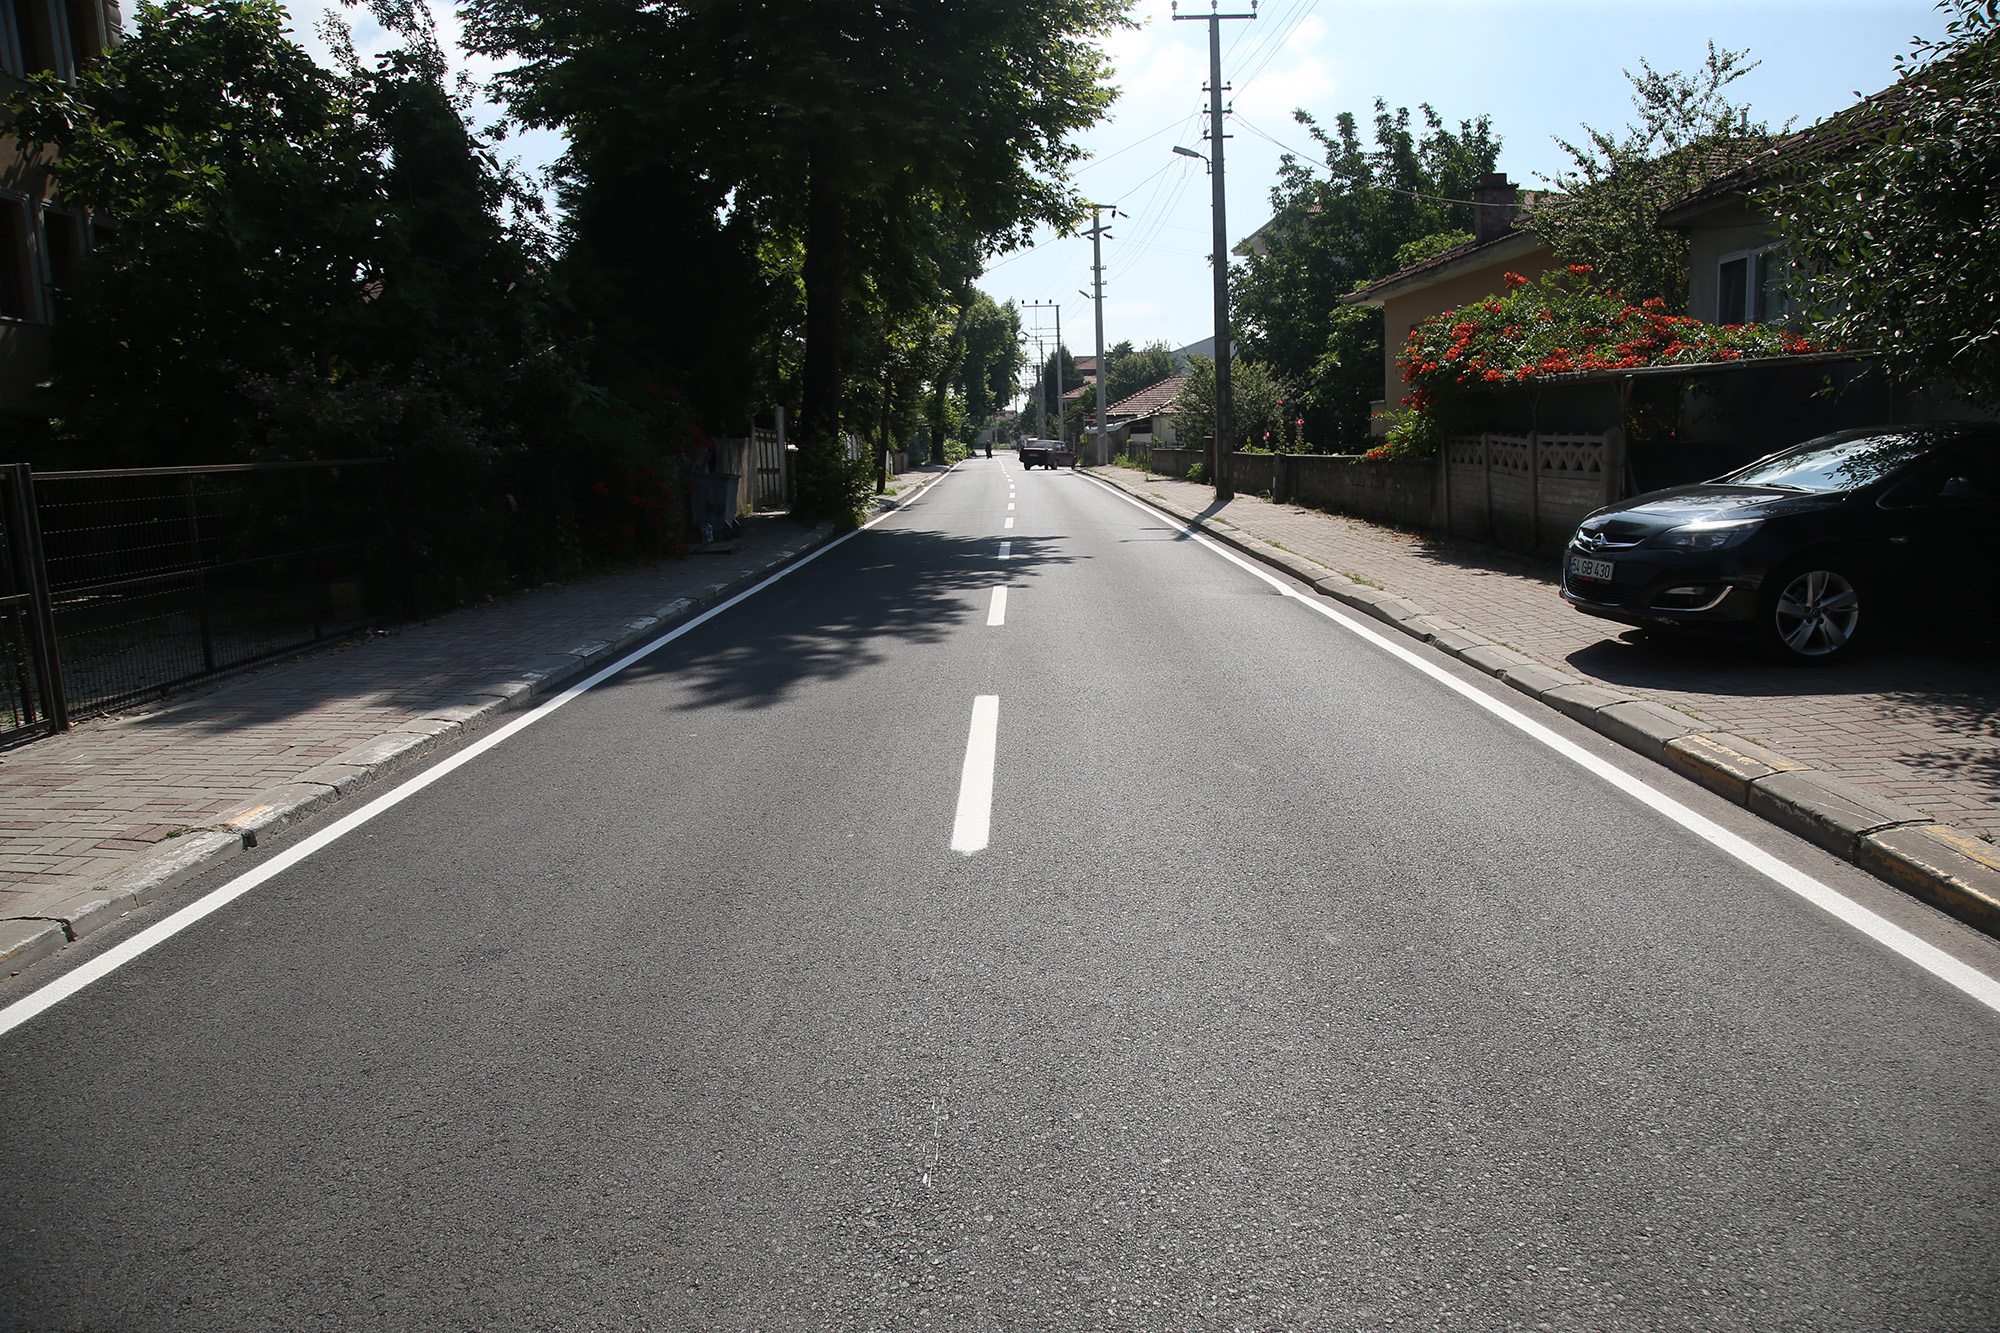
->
xmin=284 ymin=0 xmax=1956 ymax=367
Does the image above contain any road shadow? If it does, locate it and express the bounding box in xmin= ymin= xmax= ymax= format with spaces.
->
xmin=621 ymin=524 xmax=1076 ymax=713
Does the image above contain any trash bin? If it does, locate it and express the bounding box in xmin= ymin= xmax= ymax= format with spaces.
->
xmin=687 ymin=472 xmax=741 ymax=542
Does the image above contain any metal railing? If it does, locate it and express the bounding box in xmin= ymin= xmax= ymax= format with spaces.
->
xmin=0 ymin=465 xmax=64 ymax=737
xmin=0 ymin=458 xmax=410 ymax=741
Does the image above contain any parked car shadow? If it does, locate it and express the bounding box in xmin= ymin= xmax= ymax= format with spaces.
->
xmin=1567 ymin=627 xmax=2000 ymax=794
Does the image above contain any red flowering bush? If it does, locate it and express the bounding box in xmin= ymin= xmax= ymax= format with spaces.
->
xmin=1400 ymin=264 xmax=1824 ymax=392
xmin=1368 ymin=266 xmax=1830 ymax=460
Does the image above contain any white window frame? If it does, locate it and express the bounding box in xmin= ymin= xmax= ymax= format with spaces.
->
xmin=1716 ymin=244 xmax=1796 ymax=326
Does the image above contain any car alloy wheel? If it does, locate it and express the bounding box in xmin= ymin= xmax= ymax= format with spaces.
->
xmin=1767 ymin=568 xmax=1861 ymax=662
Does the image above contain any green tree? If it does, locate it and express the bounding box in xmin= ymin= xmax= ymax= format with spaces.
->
xmin=1102 ymin=340 xmax=1176 ymax=404
xmin=1763 ymin=1 xmax=2000 ymax=404
xmin=8 ymin=0 xmax=693 ymax=599
xmin=466 ymin=0 xmax=1128 ymax=524
xmin=1528 ymin=43 xmax=1782 ymax=310
xmin=8 ymin=0 xmax=385 ymax=459
xmin=1234 ymin=102 xmax=1501 ymax=450
xmin=1170 ymin=354 xmax=1290 ymax=453
xmin=956 ymin=292 xmax=1024 ymax=426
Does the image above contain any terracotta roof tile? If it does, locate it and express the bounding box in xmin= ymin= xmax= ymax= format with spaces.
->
xmin=1106 ymin=374 xmax=1188 ymax=418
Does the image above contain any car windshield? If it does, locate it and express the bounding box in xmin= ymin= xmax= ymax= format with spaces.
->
xmin=1721 ymin=430 xmax=1944 ymax=493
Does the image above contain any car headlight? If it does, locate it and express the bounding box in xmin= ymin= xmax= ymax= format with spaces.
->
xmin=1653 ymin=518 xmax=1762 ymax=551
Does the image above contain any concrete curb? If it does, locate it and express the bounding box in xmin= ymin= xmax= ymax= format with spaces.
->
xmin=2 ymin=519 xmax=846 ymax=974
xmin=1090 ymin=469 xmax=2000 ymax=940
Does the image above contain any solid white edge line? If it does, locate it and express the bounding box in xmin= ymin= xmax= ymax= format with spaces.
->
xmin=987 ymin=586 xmax=1008 ymax=627
xmin=0 ymin=467 xmax=962 ymax=1040
xmin=950 ymin=695 xmax=1001 ymax=855
xmin=1074 ymin=471 xmax=2000 ymax=1018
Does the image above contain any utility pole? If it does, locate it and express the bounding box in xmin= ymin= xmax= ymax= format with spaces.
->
xmin=1080 ymin=205 xmax=1120 ymax=466
xmin=1027 ymin=335 xmax=1048 ymax=441
xmin=1023 ymin=300 xmax=1063 ymax=442
xmin=1173 ymin=0 xmax=1254 ymax=500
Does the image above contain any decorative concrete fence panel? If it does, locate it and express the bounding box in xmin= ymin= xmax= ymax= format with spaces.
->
xmin=1443 ymin=430 xmax=1623 ymax=554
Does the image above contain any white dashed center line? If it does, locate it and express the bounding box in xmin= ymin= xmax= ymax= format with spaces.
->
xmin=1004 ymin=517 xmax=1014 ymax=529
xmin=951 ymin=696 xmax=1001 ymax=855
xmin=987 ymin=586 xmax=1008 ymax=626
xmin=998 ymin=541 xmax=1012 ymax=558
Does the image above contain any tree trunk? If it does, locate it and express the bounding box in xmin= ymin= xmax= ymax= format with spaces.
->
xmin=797 ymin=145 xmax=847 ymax=517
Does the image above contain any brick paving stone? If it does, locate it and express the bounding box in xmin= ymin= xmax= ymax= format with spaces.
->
xmin=1098 ymin=466 xmax=2000 ymax=843
xmin=0 ymin=503 xmax=857 ymax=911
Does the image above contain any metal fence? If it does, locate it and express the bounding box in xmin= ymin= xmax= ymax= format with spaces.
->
xmin=0 ymin=458 xmax=410 ymax=741
xmin=0 ymin=465 xmax=63 ymax=737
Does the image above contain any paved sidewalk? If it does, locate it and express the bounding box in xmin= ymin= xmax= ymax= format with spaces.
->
xmin=1094 ymin=466 xmax=2000 ymax=843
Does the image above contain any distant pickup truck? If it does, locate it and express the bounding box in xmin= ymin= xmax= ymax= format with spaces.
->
xmin=1018 ymin=438 xmax=1076 ymax=470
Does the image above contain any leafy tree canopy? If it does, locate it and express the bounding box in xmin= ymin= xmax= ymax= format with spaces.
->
xmin=464 ymin=0 xmax=1129 ymax=522
xmin=1170 ymin=354 xmax=1294 ymax=452
xmin=1528 ymin=43 xmax=1785 ymax=310
xmin=1763 ymin=0 xmax=2000 ymax=404
xmin=1103 ymin=340 xmax=1176 ymax=404
xmin=1233 ymin=101 xmax=1500 ymax=450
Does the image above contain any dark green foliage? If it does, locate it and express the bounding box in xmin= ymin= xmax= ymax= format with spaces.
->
xmin=957 ymin=294 xmax=1025 ymax=425
xmin=464 ymin=0 xmax=1128 ymax=520
xmin=1528 ymin=43 xmax=1781 ymax=310
xmin=1762 ymin=1 xmax=2000 ymax=404
xmin=1393 ymin=230 xmax=1472 ymax=271
xmin=1169 ymin=354 xmax=1292 ymax=451
xmin=1103 ymin=340 xmax=1176 ymax=404
xmin=8 ymin=0 xmax=700 ymax=605
xmin=1233 ymin=102 xmax=1501 ymax=450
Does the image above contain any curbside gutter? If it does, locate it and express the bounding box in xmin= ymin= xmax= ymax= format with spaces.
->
xmin=1089 ymin=469 xmax=2000 ymax=941
xmin=2 ymin=519 xmax=852 ymax=977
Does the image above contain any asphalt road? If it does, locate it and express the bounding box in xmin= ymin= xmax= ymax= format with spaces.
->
xmin=4 ymin=455 xmax=1999 ymax=1332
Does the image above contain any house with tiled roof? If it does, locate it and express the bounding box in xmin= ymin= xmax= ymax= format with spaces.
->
xmin=1340 ymin=174 xmax=1556 ymax=432
xmin=1658 ymin=93 xmax=1901 ymax=327
xmin=1103 ymin=373 xmax=1189 ymax=446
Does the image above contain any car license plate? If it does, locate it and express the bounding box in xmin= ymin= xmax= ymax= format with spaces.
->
xmin=1570 ymin=555 xmax=1614 ymax=582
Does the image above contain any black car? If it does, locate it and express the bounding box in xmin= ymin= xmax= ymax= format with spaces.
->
xmin=1561 ymin=423 xmax=1999 ymax=663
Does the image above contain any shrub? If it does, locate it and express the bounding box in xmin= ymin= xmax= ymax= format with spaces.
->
xmin=1389 ymin=265 xmax=1830 ymax=449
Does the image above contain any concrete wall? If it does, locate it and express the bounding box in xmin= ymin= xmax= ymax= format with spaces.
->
xmin=1139 ymin=435 xmax=1617 ymax=558
xmin=1229 ymin=452 xmax=1276 ymax=496
xmin=1284 ymin=454 xmax=1441 ymax=531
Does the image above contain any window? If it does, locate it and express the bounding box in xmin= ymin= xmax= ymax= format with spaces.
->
xmin=60 ymin=0 xmax=94 ymax=66
xmin=38 ymin=205 xmax=82 ymax=307
xmin=0 ymin=194 xmax=38 ymax=321
xmin=1717 ymin=256 xmax=1748 ymax=325
xmin=0 ymin=0 xmax=92 ymax=75
xmin=1716 ymin=246 xmax=1795 ymax=326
